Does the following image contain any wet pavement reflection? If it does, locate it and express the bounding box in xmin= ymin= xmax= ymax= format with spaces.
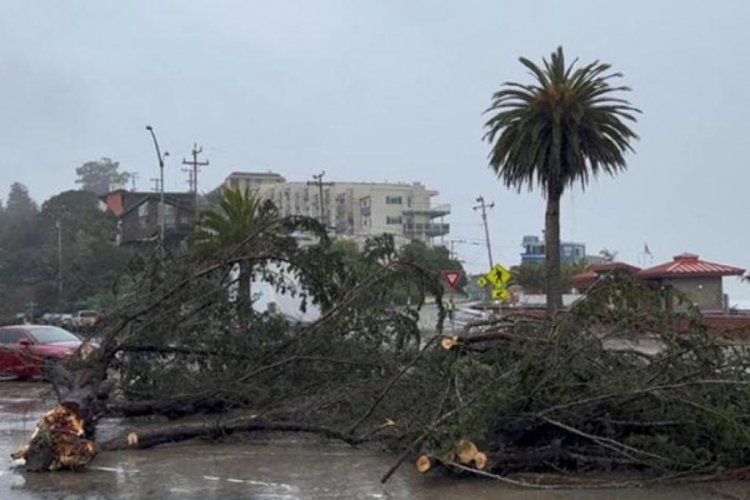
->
xmin=1 ymin=381 xmax=748 ymax=499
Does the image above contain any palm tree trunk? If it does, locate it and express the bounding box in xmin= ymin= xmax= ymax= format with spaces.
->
xmin=238 ymin=261 xmax=252 ymax=323
xmin=545 ymin=188 xmax=563 ymax=314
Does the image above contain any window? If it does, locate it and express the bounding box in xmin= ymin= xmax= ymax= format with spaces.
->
xmin=360 ymin=196 xmax=371 ymax=216
xmin=386 ymin=195 xmax=402 ymax=205
xmin=386 ymin=216 xmax=402 ymax=225
xmin=27 ymin=327 xmax=78 ymax=344
xmin=0 ymin=329 xmax=23 ymax=344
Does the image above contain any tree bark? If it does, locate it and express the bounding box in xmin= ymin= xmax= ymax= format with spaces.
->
xmin=99 ymin=416 xmax=361 ymax=451
xmin=235 ymin=260 xmax=253 ymax=324
xmin=545 ymin=186 xmax=563 ymax=315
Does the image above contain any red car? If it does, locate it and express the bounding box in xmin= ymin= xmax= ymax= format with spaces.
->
xmin=0 ymin=325 xmax=84 ymax=379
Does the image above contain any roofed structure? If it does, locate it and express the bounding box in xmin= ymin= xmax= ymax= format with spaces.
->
xmin=570 ymin=262 xmax=641 ymax=291
xmin=569 ymin=253 xmax=745 ymax=314
xmin=637 ymin=253 xmax=744 ymax=279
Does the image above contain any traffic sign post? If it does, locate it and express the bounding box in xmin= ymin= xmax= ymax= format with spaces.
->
xmin=477 ymin=263 xmax=513 ymax=310
xmin=442 ymin=270 xmax=463 ymax=290
xmin=442 ymin=270 xmax=463 ymax=333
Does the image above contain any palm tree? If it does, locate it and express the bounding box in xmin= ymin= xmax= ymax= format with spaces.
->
xmin=483 ymin=47 xmax=639 ymax=313
xmin=191 ymin=188 xmax=280 ymax=315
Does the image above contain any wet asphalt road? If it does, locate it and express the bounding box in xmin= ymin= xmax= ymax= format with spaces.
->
xmin=1 ymin=380 xmax=749 ymax=499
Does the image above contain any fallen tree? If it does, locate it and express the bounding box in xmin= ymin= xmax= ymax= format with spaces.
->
xmin=14 ymin=222 xmax=750 ymax=489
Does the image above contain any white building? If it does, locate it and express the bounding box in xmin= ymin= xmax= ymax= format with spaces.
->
xmin=223 ymin=171 xmax=450 ymax=246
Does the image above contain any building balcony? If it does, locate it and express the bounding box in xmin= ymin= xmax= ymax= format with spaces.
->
xmin=403 ymin=222 xmax=450 ymax=237
xmin=402 ymin=203 xmax=450 ymax=219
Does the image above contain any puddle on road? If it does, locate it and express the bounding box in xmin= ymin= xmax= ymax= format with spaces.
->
xmin=1 ymin=381 xmax=748 ymax=499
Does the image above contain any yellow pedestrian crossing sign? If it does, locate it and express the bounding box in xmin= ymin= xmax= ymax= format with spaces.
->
xmin=486 ymin=264 xmax=512 ymax=286
xmin=477 ymin=263 xmax=513 ymax=301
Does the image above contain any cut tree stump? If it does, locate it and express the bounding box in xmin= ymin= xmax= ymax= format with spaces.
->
xmin=416 ymin=454 xmax=433 ymax=473
xmin=455 ymin=439 xmax=479 ymax=464
xmin=473 ymin=451 xmax=488 ymax=470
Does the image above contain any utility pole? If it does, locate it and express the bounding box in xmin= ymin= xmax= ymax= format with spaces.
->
xmin=129 ymin=172 xmax=139 ymax=191
xmin=473 ymin=196 xmax=495 ymax=268
xmin=182 ymin=168 xmax=194 ymax=192
xmin=182 ymin=143 xmax=209 ymax=222
xmin=306 ymin=171 xmax=334 ymax=225
xmin=447 ymin=238 xmax=481 ymax=262
xmin=56 ymin=220 xmax=63 ymax=306
xmin=447 ymin=239 xmax=466 ymax=260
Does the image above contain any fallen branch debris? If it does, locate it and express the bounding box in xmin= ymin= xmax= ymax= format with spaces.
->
xmin=13 ymin=236 xmax=750 ymax=490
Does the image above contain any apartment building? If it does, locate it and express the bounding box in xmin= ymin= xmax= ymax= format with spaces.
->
xmin=223 ymin=172 xmax=450 ymax=245
xmin=520 ymin=234 xmax=586 ymax=265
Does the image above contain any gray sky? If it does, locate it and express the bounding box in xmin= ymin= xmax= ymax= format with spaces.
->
xmin=3 ymin=0 xmax=750 ymax=300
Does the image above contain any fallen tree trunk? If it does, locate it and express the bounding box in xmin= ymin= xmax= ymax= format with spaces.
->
xmin=11 ymin=404 xmax=97 ymax=472
xmin=99 ymin=414 xmax=368 ymax=451
xmin=105 ymin=394 xmax=232 ymax=419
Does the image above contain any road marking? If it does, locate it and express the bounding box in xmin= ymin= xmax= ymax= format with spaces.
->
xmin=90 ymin=466 xmax=141 ymax=473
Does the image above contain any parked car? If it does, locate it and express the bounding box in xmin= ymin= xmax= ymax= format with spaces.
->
xmin=72 ymin=310 xmax=100 ymax=329
xmin=0 ymin=325 xmax=87 ymax=379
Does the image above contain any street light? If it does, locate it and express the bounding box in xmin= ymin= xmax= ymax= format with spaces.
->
xmin=145 ymin=125 xmax=169 ymax=253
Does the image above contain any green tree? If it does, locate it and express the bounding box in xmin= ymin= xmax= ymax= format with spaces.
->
xmin=75 ymin=158 xmax=130 ymax=195
xmin=6 ymin=182 xmax=37 ymax=219
xmin=0 ymin=183 xmax=42 ymax=320
xmin=38 ymin=190 xmax=129 ymax=310
xmin=191 ymin=188 xmax=283 ymax=317
xmin=396 ymin=241 xmax=465 ymax=304
xmin=401 ymin=242 xmax=464 ymax=282
xmin=511 ymin=260 xmax=587 ymax=295
xmin=510 ymin=263 xmax=546 ymax=294
xmin=483 ymin=47 xmax=639 ymax=312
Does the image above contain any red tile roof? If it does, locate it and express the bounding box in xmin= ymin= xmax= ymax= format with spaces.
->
xmin=589 ymin=262 xmax=641 ymax=274
xmin=569 ymin=270 xmax=598 ymax=291
xmin=570 ymin=262 xmax=641 ymax=290
xmin=637 ymin=253 xmax=744 ymax=279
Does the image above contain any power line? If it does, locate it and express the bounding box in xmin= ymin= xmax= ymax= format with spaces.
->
xmin=446 ymin=239 xmax=466 ymax=260
xmin=445 ymin=238 xmax=482 ymax=260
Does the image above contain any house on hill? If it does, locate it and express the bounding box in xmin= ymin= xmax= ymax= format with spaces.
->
xmin=100 ymin=189 xmax=195 ymax=248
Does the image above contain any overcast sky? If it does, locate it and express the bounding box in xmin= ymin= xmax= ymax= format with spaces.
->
xmin=2 ymin=0 xmax=750 ymax=299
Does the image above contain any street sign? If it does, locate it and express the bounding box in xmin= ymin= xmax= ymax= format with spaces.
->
xmin=487 ymin=264 xmax=512 ymax=286
xmin=442 ymin=270 xmax=463 ymax=290
xmin=477 ymin=263 xmax=513 ymax=302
